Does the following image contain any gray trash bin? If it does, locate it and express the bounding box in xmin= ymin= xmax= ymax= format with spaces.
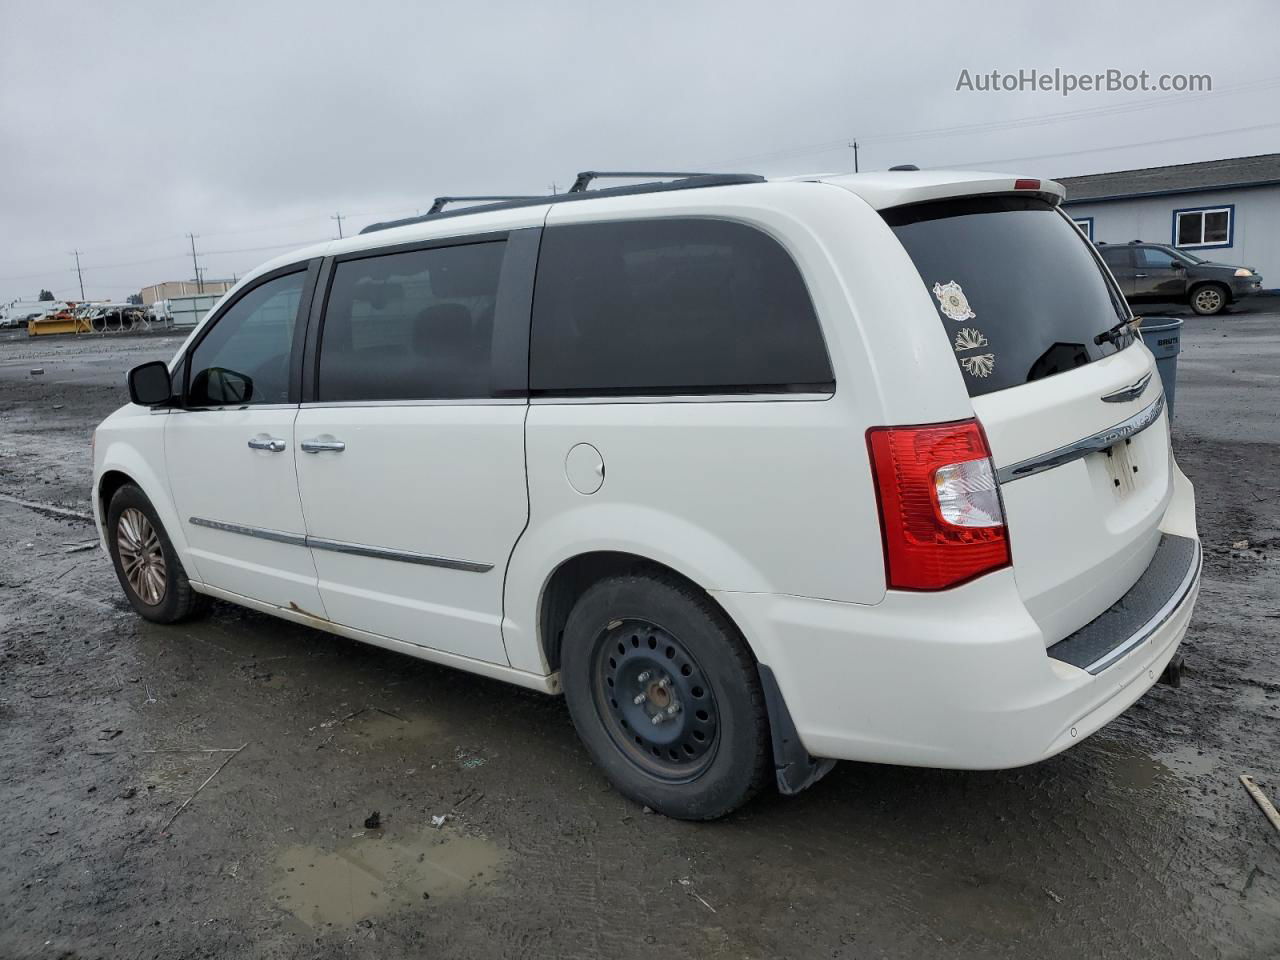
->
xmin=1139 ymin=317 xmax=1184 ymax=418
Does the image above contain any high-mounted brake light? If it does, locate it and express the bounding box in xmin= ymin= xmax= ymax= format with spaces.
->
xmin=866 ymin=420 xmax=1010 ymax=591
xmin=1013 ymin=178 xmax=1041 ymax=190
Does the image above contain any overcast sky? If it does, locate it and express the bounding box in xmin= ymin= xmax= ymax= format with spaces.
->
xmin=2 ymin=0 xmax=1277 ymax=304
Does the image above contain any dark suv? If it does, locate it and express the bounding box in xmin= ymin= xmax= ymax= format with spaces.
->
xmin=1097 ymin=241 xmax=1263 ymax=315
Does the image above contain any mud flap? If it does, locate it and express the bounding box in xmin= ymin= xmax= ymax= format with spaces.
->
xmin=758 ymin=664 xmax=837 ymax=795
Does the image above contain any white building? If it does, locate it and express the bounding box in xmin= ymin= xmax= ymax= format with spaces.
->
xmin=1059 ymin=153 xmax=1280 ymax=289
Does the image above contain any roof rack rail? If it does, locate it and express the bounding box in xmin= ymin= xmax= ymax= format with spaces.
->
xmin=360 ymin=171 xmax=765 ymax=235
xmin=568 ymin=171 xmax=728 ymax=193
xmin=428 ymin=195 xmax=541 ymax=214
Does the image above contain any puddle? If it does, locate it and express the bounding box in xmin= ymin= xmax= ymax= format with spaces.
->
xmin=347 ymin=709 xmax=442 ymax=748
xmin=1086 ymin=738 xmax=1171 ymax=790
xmin=1154 ymin=741 xmax=1220 ymax=780
xmin=272 ymin=825 xmax=506 ymax=929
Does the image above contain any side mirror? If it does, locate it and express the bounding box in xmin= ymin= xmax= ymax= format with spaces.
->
xmin=189 ymin=366 xmax=254 ymax=406
xmin=1171 ymin=260 xmax=1185 ymax=270
xmin=127 ymin=361 xmax=173 ymax=406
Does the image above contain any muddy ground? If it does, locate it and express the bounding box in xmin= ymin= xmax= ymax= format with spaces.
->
xmin=0 ymin=308 xmax=1277 ymax=959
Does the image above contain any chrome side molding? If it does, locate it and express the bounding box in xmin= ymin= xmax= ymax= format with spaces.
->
xmin=996 ymin=391 xmax=1165 ymax=485
xmin=188 ymin=518 xmax=492 ymax=573
xmin=189 ymin=516 xmax=307 ymax=546
xmin=305 ymin=536 xmax=492 ymax=573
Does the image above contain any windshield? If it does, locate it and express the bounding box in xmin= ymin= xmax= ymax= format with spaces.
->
xmin=884 ymin=196 xmax=1132 ymax=398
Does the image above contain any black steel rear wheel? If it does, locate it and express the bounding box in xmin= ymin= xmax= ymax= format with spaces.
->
xmin=592 ymin=618 xmax=720 ymax=782
xmin=561 ymin=570 xmax=770 ymax=820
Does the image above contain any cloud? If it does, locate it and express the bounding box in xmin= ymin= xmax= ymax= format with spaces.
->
xmin=2 ymin=0 xmax=1276 ymax=301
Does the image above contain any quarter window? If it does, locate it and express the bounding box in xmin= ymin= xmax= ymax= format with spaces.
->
xmin=187 ymin=270 xmax=306 ymax=407
xmin=1175 ymin=207 xmax=1231 ymax=247
xmin=317 ymin=241 xmax=505 ymax=402
xmin=529 ymin=218 xmax=832 ymax=394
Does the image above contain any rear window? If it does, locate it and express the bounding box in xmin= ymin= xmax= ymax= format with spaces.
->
xmin=884 ymin=197 xmax=1130 ymax=397
xmin=529 ymin=218 xmax=832 ymax=395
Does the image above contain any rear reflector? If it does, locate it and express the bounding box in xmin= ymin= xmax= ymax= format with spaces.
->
xmin=1014 ymin=178 xmax=1041 ymax=190
xmin=866 ymin=420 xmax=1011 ymax=591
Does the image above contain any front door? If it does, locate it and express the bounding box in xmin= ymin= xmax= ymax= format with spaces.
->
xmin=165 ymin=266 xmax=325 ymax=613
xmin=293 ymin=238 xmax=529 ymax=664
xmin=1133 ymin=246 xmax=1185 ymax=301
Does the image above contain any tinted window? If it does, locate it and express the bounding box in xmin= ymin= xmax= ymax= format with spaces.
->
xmin=1100 ymin=246 xmax=1132 ymax=268
xmin=529 ymin=219 xmax=831 ymax=394
xmin=885 ymin=197 xmax=1130 ymax=398
xmin=1176 ymin=213 xmax=1200 ymax=246
xmin=188 ymin=270 xmax=305 ymax=406
xmin=1136 ymin=247 xmax=1177 ymax=269
xmin=318 ymin=242 xmax=505 ymax=401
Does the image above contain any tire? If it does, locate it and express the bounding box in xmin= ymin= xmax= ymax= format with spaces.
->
xmin=1190 ymin=283 xmax=1227 ymax=316
xmin=560 ymin=571 xmax=770 ymax=820
xmin=106 ymin=484 xmax=206 ymax=623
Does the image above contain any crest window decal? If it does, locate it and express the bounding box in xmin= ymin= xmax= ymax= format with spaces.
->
xmin=932 ymin=281 xmax=976 ymax=321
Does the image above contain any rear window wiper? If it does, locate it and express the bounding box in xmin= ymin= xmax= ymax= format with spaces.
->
xmin=1094 ymin=318 xmax=1136 ymax=346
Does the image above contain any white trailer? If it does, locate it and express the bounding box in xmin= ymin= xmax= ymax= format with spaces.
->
xmin=167 ymin=293 xmax=223 ymax=327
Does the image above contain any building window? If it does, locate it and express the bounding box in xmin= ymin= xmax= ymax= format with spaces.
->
xmin=1072 ymin=217 xmax=1094 ymax=241
xmin=1173 ymin=205 xmax=1233 ymax=248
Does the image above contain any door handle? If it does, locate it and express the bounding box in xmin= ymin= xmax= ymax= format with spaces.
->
xmin=1134 ymin=273 xmax=1148 ymax=278
xmin=300 ymin=437 xmax=346 ymax=454
xmin=247 ymin=436 xmax=287 ymax=453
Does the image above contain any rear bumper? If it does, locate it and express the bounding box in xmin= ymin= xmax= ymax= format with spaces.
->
xmin=716 ymin=564 xmax=1197 ymax=769
xmin=713 ymin=472 xmax=1201 ymax=771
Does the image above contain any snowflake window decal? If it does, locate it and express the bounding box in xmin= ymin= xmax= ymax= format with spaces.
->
xmin=960 ymin=353 xmax=996 ymax=378
xmin=932 ymin=281 xmax=976 ymax=321
xmin=953 ymin=328 xmax=988 ymax=352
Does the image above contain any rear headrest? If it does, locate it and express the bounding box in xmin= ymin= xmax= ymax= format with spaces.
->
xmin=412 ymin=302 xmax=474 ymax=354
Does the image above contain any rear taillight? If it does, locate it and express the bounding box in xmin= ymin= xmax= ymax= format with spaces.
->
xmin=866 ymin=420 xmax=1010 ymax=591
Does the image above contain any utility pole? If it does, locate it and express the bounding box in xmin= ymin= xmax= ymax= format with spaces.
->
xmin=848 ymin=139 xmax=860 ymax=173
xmin=69 ymin=250 xmax=85 ymax=300
xmin=187 ymin=233 xmax=203 ymax=293
xmin=331 ymin=212 xmax=345 ymax=238
xmin=547 ymin=182 xmax=559 ymax=195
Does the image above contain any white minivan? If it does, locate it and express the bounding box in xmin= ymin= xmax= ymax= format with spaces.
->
xmin=94 ymin=170 xmax=1201 ymax=819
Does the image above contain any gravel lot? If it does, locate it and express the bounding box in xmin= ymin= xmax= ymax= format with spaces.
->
xmin=1 ymin=306 xmax=1277 ymax=959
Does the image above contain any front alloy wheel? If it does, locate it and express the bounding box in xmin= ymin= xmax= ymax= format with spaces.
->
xmin=1192 ymin=285 xmax=1225 ymax=315
xmin=106 ymin=483 xmax=206 ymax=623
xmin=116 ymin=506 xmax=167 ymax=605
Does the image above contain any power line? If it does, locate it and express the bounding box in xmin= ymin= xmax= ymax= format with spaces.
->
xmin=691 ymin=74 xmax=1280 ymax=171
xmin=939 ymin=119 xmax=1280 ymax=171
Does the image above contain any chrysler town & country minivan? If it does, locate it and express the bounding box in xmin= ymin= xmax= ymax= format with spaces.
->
xmin=94 ymin=170 xmax=1201 ymax=819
